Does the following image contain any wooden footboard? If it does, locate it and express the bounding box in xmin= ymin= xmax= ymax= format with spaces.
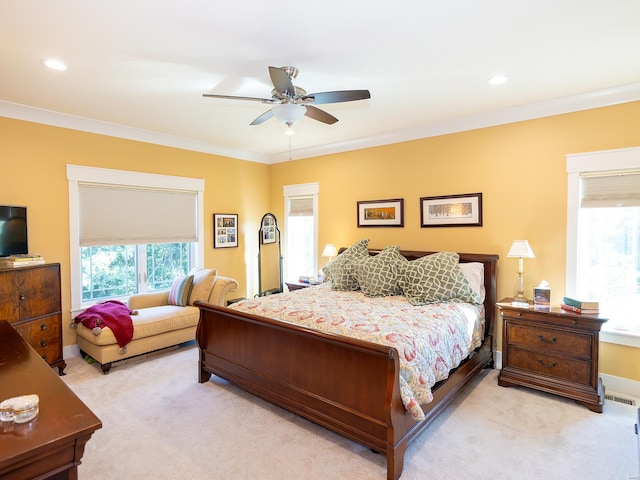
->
xmin=196 ymin=302 xmax=492 ymax=480
xmin=195 ymin=251 xmax=497 ymax=479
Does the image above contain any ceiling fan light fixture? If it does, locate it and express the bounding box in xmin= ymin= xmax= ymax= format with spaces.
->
xmin=271 ymin=103 xmax=306 ymax=125
xmin=283 ymin=123 xmax=296 ymax=136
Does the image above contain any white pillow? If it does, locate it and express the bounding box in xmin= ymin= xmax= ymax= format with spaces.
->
xmin=459 ymin=262 xmax=485 ymax=302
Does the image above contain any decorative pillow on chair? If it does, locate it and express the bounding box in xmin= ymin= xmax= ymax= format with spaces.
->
xmin=398 ymin=252 xmax=481 ymax=305
xmin=188 ymin=268 xmax=218 ymax=305
xmin=352 ymin=246 xmax=406 ymax=297
xmin=168 ymin=275 xmax=194 ymax=306
xmin=322 ymin=239 xmax=370 ymax=291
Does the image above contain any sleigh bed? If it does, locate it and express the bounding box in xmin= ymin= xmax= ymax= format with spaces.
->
xmin=196 ymin=248 xmax=498 ymax=480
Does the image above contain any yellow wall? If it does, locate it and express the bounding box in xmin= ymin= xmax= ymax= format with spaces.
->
xmin=1 ymin=117 xmax=268 ymax=348
xmin=2 ymin=100 xmax=640 ymax=382
xmin=269 ymin=100 xmax=640 ymax=382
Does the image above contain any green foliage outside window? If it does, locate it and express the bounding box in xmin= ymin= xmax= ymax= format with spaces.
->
xmin=81 ymin=243 xmax=190 ymax=302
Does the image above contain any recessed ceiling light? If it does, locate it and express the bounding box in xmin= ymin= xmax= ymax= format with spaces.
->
xmin=43 ymin=59 xmax=68 ymax=71
xmin=489 ymin=75 xmax=508 ymax=85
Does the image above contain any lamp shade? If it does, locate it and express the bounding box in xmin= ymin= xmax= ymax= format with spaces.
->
xmin=507 ymin=240 xmax=535 ymax=258
xmin=321 ymin=244 xmax=337 ymax=258
xmin=271 ymin=104 xmax=306 ymax=124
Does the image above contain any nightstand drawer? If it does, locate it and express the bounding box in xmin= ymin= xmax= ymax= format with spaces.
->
xmin=508 ymin=347 xmax=591 ymax=385
xmin=508 ymin=323 xmax=592 ymax=359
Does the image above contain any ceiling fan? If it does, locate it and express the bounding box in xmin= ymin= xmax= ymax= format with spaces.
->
xmin=202 ymin=66 xmax=370 ymax=130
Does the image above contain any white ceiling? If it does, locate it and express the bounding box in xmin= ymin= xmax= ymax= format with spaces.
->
xmin=2 ymin=1 xmax=640 ymax=164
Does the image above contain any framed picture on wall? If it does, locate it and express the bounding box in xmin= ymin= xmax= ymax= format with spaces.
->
xmin=213 ymin=213 xmax=238 ymax=248
xmin=420 ymin=193 xmax=482 ymax=227
xmin=357 ymin=198 xmax=404 ymax=227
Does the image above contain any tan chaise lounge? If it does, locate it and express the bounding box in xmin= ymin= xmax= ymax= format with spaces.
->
xmin=75 ymin=268 xmax=238 ymax=373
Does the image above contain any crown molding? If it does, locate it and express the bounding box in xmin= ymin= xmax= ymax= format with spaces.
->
xmin=2 ymin=81 xmax=640 ymax=165
xmin=271 ymin=82 xmax=640 ymax=163
xmin=0 ymin=100 xmax=270 ymax=164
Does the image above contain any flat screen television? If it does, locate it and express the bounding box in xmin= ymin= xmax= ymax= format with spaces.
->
xmin=0 ymin=205 xmax=28 ymax=257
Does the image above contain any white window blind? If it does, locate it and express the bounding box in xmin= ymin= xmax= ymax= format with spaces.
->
xmin=288 ymin=197 xmax=314 ymax=216
xmin=581 ymin=171 xmax=640 ymax=208
xmin=79 ymin=183 xmax=197 ymax=246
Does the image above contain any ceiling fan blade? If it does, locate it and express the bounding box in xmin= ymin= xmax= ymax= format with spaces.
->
xmin=303 ymin=90 xmax=371 ymax=105
xmin=250 ymin=110 xmax=274 ymax=126
xmin=203 ymin=93 xmax=275 ymax=103
xmin=268 ymin=66 xmax=295 ymax=97
xmin=304 ymin=105 xmax=338 ymax=125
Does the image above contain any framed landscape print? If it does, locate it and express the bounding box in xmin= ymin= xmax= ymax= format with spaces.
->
xmin=357 ymin=198 xmax=404 ymax=227
xmin=420 ymin=193 xmax=482 ymax=227
xmin=213 ymin=213 xmax=238 ymax=248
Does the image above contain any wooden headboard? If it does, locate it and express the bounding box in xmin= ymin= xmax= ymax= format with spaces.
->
xmin=337 ymin=247 xmax=499 ymax=339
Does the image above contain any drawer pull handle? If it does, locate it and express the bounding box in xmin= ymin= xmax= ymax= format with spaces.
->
xmin=40 ymin=339 xmax=47 ymax=347
xmin=537 ymin=358 xmax=557 ymax=369
xmin=536 ymin=334 xmax=557 ymax=344
xmin=20 ymin=294 xmax=26 ymax=301
xmin=40 ymin=323 xmax=47 ymax=331
xmin=42 ymin=354 xmax=47 ymax=361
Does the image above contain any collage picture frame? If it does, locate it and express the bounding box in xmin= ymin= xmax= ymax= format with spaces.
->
xmin=213 ymin=213 xmax=238 ymax=248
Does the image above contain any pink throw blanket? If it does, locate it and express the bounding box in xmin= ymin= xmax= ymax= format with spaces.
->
xmin=74 ymin=300 xmax=134 ymax=348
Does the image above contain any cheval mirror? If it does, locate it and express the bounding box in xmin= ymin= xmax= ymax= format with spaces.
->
xmin=257 ymin=213 xmax=283 ymax=296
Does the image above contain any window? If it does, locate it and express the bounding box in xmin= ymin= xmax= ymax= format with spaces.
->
xmin=283 ymin=183 xmax=319 ymax=283
xmin=67 ymin=165 xmax=204 ymax=312
xmin=567 ymin=147 xmax=640 ymax=346
xmin=81 ymin=243 xmax=191 ymax=302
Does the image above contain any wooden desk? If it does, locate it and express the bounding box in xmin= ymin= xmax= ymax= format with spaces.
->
xmin=0 ymin=320 xmax=101 ymax=479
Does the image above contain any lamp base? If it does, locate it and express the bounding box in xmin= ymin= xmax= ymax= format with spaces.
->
xmin=512 ymin=292 xmax=530 ymax=308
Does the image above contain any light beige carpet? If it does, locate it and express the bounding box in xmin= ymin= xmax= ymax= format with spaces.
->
xmin=62 ymin=343 xmax=639 ymax=480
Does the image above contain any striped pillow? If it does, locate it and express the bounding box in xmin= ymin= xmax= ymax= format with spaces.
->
xmin=168 ymin=275 xmax=194 ymax=306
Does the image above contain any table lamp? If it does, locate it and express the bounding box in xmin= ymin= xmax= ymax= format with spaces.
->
xmin=321 ymin=244 xmax=337 ymax=263
xmin=507 ymin=240 xmax=535 ymax=306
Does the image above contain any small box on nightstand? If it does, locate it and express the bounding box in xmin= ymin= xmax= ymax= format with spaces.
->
xmin=533 ymin=281 xmax=550 ymax=306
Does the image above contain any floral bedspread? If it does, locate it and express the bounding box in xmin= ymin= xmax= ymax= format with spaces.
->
xmin=229 ymin=283 xmax=485 ymax=421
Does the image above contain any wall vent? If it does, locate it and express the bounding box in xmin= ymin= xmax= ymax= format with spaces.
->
xmin=605 ymin=393 xmax=637 ymax=406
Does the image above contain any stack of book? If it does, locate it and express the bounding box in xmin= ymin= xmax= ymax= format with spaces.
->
xmin=0 ymin=254 xmax=45 ymax=268
xmin=561 ymin=296 xmax=599 ymax=314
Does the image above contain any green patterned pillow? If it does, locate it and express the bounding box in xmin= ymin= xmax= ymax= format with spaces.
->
xmin=322 ymin=239 xmax=370 ymax=291
xmin=352 ymin=246 xmax=406 ymax=297
xmin=397 ymin=252 xmax=481 ymax=305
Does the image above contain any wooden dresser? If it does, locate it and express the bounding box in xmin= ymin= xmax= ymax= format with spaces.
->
xmin=497 ymin=299 xmax=607 ymax=412
xmin=0 ymin=263 xmax=66 ymax=374
xmin=0 ymin=320 xmax=101 ymax=479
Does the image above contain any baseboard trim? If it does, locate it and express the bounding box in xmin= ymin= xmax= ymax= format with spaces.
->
xmin=64 ymin=344 xmax=81 ymax=359
xmin=601 ymin=373 xmax=640 ymax=401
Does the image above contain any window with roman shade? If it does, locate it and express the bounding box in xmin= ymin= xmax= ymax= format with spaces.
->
xmin=287 ymin=197 xmax=314 ymax=217
xmin=67 ymin=165 xmax=205 ymax=311
xmin=78 ymin=183 xmax=198 ymax=246
xmin=567 ymin=147 xmax=640 ymax=346
xmin=283 ymin=183 xmax=319 ymax=284
xmin=580 ymin=171 xmax=640 ymax=208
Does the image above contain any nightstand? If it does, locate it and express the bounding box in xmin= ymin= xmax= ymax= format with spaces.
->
xmin=285 ymin=281 xmax=310 ymax=291
xmin=226 ymin=297 xmax=246 ymax=306
xmin=497 ymin=298 xmax=608 ymax=412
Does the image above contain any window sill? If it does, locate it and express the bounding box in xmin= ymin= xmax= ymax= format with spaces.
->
xmin=601 ymin=326 xmax=640 ymax=348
